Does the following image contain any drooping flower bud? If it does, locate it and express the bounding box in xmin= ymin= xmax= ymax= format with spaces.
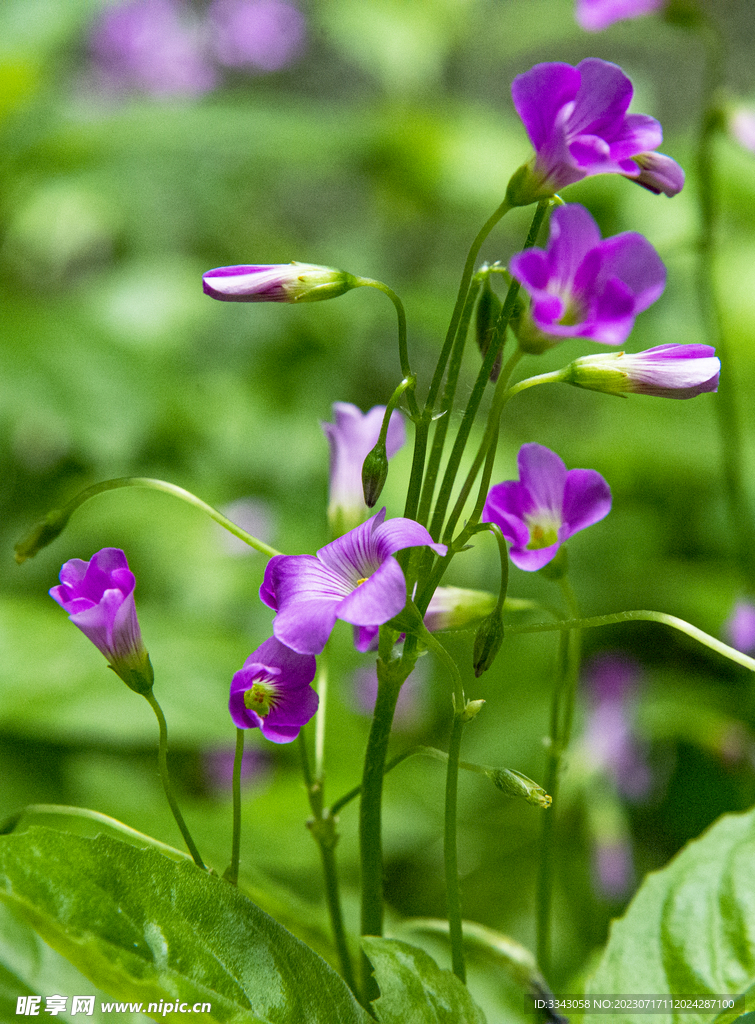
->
xmin=50 ymin=548 xmax=154 ymax=695
xmin=202 ymin=262 xmax=358 ymax=303
xmin=361 ymin=441 xmax=389 ymax=508
xmin=15 ymin=508 xmax=70 ymax=564
xmin=475 ymin=276 xmax=504 ymax=382
xmin=473 ymin=609 xmax=505 ymax=677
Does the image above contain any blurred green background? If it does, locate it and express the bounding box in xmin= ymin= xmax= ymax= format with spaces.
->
xmin=2 ymin=0 xmax=755 ymax=1017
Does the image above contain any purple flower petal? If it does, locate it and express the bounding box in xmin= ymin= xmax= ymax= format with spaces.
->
xmin=628 ymin=151 xmax=685 ymax=196
xmin=576 ymin=0 xmax=666 ymax=32
xmin=262 ymin=509 xmax=445 ymax=654
xmin=561 ymin=469 xmax=613 ymax=538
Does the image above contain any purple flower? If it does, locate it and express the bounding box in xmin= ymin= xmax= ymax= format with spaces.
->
xmin=593 ymin=839 xmax=634 ymax=898
xmin=730 ymin=109 xmax=755 ymax=154
xmin=261 ymin=508 xmax=447 ymax=655
xmin=49 ymin=548 xmax=153 ymax=694
xmin=202 ymin=262 xmax=356 ymax=302
xmin=508 ymin=59 xmax=684 ymax=203
xmin=322 ymin=402 xmax=406 ymax=537
xmin=209 ymin=0 xmax=305 ymax=72
xmin=510 ymin=204 xmax=666 ymax=349
xmin=580 ymin=653 xmax=652 ymax=800
xmin=229 ymin=636 xmax=317 ymax=742
xmin=564 ymin=344 xmax=720 ymax=398
xmin=89 ymin=0 xmax=216 ymax=98
xmin=576 ymin=0 xmax=665 ymax=32
xmin=483 ymin=444 xmax=611 ymax=571
xmin=725 ymin=599 xmax=755 ymax=654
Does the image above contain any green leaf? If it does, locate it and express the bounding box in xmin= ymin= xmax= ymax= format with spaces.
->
xmin=584 ymin=807 xmax=755 ymax=1024
xmin=0 ymin=901 xmax=148 ymax=1023
xmin=0 ymin=826 xmax=370 ymax=1024
xmin=363 ymin=936 xmax=487 ymax=1024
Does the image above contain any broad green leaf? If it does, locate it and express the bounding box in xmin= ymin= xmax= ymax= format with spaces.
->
xmin=0 ymin=826 xmax=369 ymax=1024
xmin=363 ymin=936 xmax=487 ymax=1024
xmin=584 ymin=807 xmax=755 ymax=1024
xmin=0 ymin=901 xmax=146 ymax=1023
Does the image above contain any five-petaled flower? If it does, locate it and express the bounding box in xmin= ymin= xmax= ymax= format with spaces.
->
xmin=50 ymin=547 xmax=153 ymax=694
xmin=261 ymin=508 xmax=447 ymax=655
xmin=229 ymin=636 xmax=318 ymax=742
xmin=507 ymin=58 xmax=684 ymax=205
xmin=202 ymin=262 xmax=357 ymax=302
xmin=576 ymin=0 xmax=665 ymax=32
xmin=322 ymin=402 xmax=406 ymax=537
xmin=483 ymin=444 xmax=611 ymax=571
xmin=510 ymin=203 xmax=666 ymax=351
xmin=564 ymin=343 xmax=720 ymax=399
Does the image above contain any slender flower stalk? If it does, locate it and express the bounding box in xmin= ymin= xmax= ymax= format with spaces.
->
xmin=225 ymin=727 xmax=245 ymax=886
xmin=298 ymin=729 xmax=356 ymax=995
xmin=144 ymin=690 xmax=207 ymax=870
xmin=536 ymin=570 xmax=581 ymax=975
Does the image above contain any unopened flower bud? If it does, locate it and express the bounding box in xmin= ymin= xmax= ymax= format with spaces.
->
xmin=463 ymin=698 xmax=486 ymax=722
xmin=202 ymin=262 xmax=358 ymax=303
xmin=564 ymin=345 xmax=719 ymax=399
xmin=487 ymin=767 xmax=552 ymax=809
xmin=473 ymin=610 xmax=504 ymax=677
xmin=361 ymin=441 xmax=389 ymax=508
xmin=15 ymin=508 xmax=70 ymax=564
xmin=475 ymin=277 xmax=504 ymax=382
xmin=50 ymin=548 xmax=154 ymax=695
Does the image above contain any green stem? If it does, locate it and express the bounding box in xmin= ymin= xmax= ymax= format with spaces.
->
xmin=445 ymin=711 xmax=466 ymax=983
xmin=16 ymin=477 xmax=281 ymax=562
xmin=355 ymin=279 xmax=419 ymax=420
xmin=417 ymin=277 xmax=483 ymax=527
xmin=417 ymin=624 xmax=467 ymax=982
xmin=298 ymin=730 xmax=356 ymax=994
xmin=359 ymin=643 xmax=415 ymax=1000
xmin=428 ymin=200 xmax=550 ymax=544
xmin=694 ymin=19 xmax=755 ymax=582
xmin=536 ymin=571 xmax=581 ymax=975
xmin=143 ymin=690 xmax=205 ymax=870
xmin=506 ymin=608 xmax=755 ymax=672
xmin=225 ymin=728 xmax=245 ymax=886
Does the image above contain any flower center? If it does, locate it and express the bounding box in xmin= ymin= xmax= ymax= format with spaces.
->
xmin=356 ymin=576 xmax=369 ymax=586
xmin=243 ymin=677 xmax=280 ymax=718
xmin=525 ymin=514 xmax=560 ymax=550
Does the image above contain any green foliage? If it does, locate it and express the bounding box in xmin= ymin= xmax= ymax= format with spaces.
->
xmin=364 ymin=937 xmax=486 ymax=1024
xmin=584 ymin=806 xmax=755 ymax=1023
xmin=0 ymin=826 xmax=370 ymax=1023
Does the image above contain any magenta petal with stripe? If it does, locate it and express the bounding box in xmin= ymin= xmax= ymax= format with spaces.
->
xmin=261 ymin=508 xmax=446 ymax=654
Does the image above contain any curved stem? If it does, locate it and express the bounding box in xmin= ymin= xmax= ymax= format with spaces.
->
xmin=506 ymin=609 xmax=755 ymax=672
xmin=225 ymin=728 xmax=245 ymax=886
xmin=355 ymin=279 xmax=419 ymax=420
xmin=143 ymin=690 xmax=206 ymax=870
xmin=16 ymin=476 xmax=281 ymax=562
